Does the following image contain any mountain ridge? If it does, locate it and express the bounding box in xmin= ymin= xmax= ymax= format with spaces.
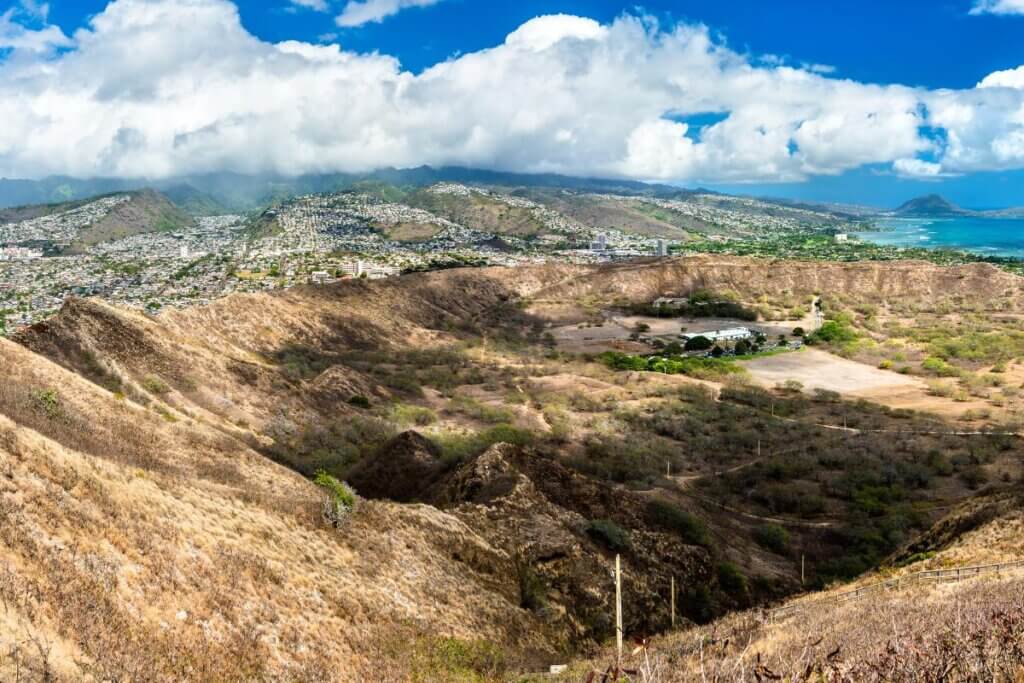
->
xmin=893 ymin=193 xmax=972 ymax=217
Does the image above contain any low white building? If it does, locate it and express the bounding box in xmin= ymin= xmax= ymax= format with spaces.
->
xmin=682 ymin=327 xmax=754 ymax=342
xmin=834 ymin=233 xmax=849 ymax=243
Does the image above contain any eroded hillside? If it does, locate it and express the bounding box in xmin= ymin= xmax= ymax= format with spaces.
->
xmin=4 ymin=256 xmax=1024 ymax=679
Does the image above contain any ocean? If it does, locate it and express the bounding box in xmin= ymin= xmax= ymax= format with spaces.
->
xmin=854 ymin=217 xmax=1024 ymax=259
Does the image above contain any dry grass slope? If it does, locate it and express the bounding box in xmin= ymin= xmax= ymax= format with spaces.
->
xmin=0 ymin=338 xmax=563 ymax=680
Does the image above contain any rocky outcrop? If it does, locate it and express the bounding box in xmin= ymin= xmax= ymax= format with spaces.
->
xmin=347 ymin=431 xmax=446 ymax=502
xmin=435 ymin=445 xmax=713 ymax=642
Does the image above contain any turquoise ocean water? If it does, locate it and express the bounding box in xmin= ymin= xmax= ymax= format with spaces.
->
xmin=854 ymin=217 xmax=1024 ymax=259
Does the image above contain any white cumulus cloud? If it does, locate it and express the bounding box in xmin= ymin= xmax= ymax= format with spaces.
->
xmin=0 ymin=3 xmax=69 ymax=53
xmin=893 ymin=158 xmax=946 ymax=178
xmin=979 ymin=65 xmax=1024 ymax=89
xmin=969 ymin=0 xmax=1024 ymax=15
xmin=336 ymin=0 xmax=442 ymax=27
xmin=289 ymin=0 xmax=329 ymax=12
xmin=0 ymin=0 xmax=1023 ymax=184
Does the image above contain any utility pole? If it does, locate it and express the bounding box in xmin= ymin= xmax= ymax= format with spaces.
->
xmin=615 ymin=555 xmax=623 ymax=665
xmin=801 ymin=554 xmax=806 ymax=586
xmin=670 ymin=576 xmax=676 ymax=630
xmin=757 ymin=440 xmax=761 ymax=458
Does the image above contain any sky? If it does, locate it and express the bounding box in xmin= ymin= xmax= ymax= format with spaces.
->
xmin=2 ymin=0 xmax=1024 ymax=207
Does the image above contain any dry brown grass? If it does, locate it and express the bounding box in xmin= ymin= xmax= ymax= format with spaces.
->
xmin=0 ymin=337 xmax=558 ymax=679
xmin=552 ymin=570 xmax=1024 ymax=682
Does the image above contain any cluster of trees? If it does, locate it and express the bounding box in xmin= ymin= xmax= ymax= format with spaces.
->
xmin=599 ymin=351 xmax=745 ymax=379
xmin=629 ymin=290 xmax=758 ymax=321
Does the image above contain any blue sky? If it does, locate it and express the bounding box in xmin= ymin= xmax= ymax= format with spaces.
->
xmin=7 ymin=0 xmax=1024 ymax=207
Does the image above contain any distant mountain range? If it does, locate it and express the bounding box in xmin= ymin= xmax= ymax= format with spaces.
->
xmin=0 ymin=168 xmax=708 ymax=215
xmin=4 ymin=169 xmax=1024 ymax=223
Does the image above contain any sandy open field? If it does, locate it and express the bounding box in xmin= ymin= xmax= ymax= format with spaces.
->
xmin=742 ymin=348 xmax=921 ymax=394
xmin=741 ymin=348 xmax=1000 ymax=419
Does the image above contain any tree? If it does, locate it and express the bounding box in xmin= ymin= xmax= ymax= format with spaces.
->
xmin=711 ymin=346 xmax=725 ymax=358
xmin=793 ymin=327 xmax=805 ymax=337
xmin=663 ymin=341 xmax=683 ymax=355
xmin=684 ymin=335 xmax=713 ymax=352
xmin=734 ymin=339 xmax=751 ymax=355
xmin=634 ymin=322 xmax=651 ymax=334
xmin=811 ymin=320 xmax=857 ymax=344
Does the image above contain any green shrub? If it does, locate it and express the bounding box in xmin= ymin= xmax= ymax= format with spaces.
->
xmin=646 ymin=501 xmax=709 ymax=546
xmin=451 ymin=396 xmax=513 ymax=424
xmin=410 ymin=637 xmax=508 ymax=682
xmin=33 ymin=389 xmax=61 ymax=419
xmin=517 ymin=563 xmax=546 ymax=611
xmin=142 ymin=375 xmax=170 ymax=395
xmin=717 ymin=562 xmax=748 ymax=598
xmin=809 ymin=320 xmax=857 ymax=344
xmin=269 ymin=415 xmax=397 ymax=476
xmin=753 ymin=524 xmax=790 ymax=555
xmin=921 ymin=356 xmax=959 ymax=377
xmin=585 ymin=519 xmax=632 ymax=553
xmin=314 ymin=470 xmax=356 ymax=520
xmin=390 ymin=403 xmax=438 ymax=426
xmin=430 ymin=423 xmax=535 ymax=465
xmin=348 ymin=395 xmax=372 ymax=409
xmin=896 ymin=551 xmax=935 ymax=568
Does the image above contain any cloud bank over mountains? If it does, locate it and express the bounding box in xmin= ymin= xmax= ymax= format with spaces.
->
xmin=1 ymin=0 xmax=1024 ymax=183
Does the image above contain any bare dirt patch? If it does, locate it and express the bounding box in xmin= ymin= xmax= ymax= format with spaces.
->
xmin=741 ymin=349 xmax=1000 ymax=420
xmin=743 ymin=348 xmax=922 ymax=394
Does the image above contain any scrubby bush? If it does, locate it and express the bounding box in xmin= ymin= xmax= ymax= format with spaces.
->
xmin=585 ymin=519 xmax=632 ymax=553
xmin=314 ymin=470 xmax=356 ymax=525
xmin=33 ymin=389 xmax=62 ymax=419
xmin=717 ymin=562 xmax=748 ymax=599
xmin=142 ymin=375 xmax=170 ymax=395
xmin=390 ymin=403 xmax=438 ymax=426
xmin=268 ymin=415 xmax=397 ymax=476
xmin=809 ymin=320 xmax=857 ymax=344
xmin=450 ymin=396 xmax=513 ymax=424
xmin=922 ymin=356 xmax=959 ymax=377
xmin=753 ymin=524 xmax=791 ymax=555
xmin=646 ymin=500 xmax=709 ymax=546
xmin=348 ymin=395 xmax=371 ymax=409
xmin=430 ymin=423 xmax=535 ymax=464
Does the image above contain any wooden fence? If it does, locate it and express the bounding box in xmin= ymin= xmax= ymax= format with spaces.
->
xmin=766 ymin=558 xmax=1024 ymax=622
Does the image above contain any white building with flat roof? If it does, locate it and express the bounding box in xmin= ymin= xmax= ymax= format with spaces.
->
xmin=682 ymin=327 xmax=754 ymax=342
